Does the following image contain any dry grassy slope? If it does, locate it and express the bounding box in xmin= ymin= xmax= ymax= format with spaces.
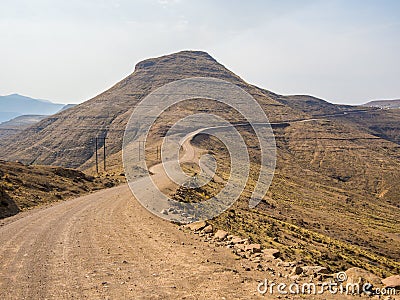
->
xmin=188 ymin=119 xmax=400 ymax=277
xmin=0 ymin=115 xmax=47 ymax=138
xmin=331 ymin=109 xmax=400 ymax=146
xmin=274 ymin=94 xmax=400 ymax=146
xmin=275 ymin=94 xmax=365 ymax=116
xmin=0 ymin=51 xmax=303 ymax=171
xmin=0 ymin=50 xmax=399 ymax=276
xmin=0 ymin=160 xmax=120 ymax=218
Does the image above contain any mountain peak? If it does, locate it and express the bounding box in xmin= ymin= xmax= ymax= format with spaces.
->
xmin=134 ymin=50 xmax=217 ymax=72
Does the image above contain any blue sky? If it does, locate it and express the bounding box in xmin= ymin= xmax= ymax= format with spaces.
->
xmin=0 ymin=0 xmax=399 ymax=104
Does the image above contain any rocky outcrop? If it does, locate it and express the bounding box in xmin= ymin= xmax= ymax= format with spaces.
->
xmin=0 ymin=188 xmax=19 ymax=218
xmin=0 ymin=160 xmax=121 ymax=217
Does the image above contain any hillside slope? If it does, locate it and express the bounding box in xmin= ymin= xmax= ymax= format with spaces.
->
xmin=0 ymin=51 xmax=399 ymax=276
xmin=0 ymin=115 xmax=47 ymax=138
xmin=0 ymin=51 xmax=303 ymax=169
xmin=363 ymin=99 xmax=400 ymax=109
xmin=0 ymin=160 xmax=119 ymax=218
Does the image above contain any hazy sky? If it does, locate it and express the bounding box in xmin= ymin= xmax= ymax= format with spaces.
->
xmin=1 ymin=0 xmax=399 ymax=104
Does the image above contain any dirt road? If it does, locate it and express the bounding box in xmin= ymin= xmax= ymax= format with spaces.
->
xmin=0 ymin=185 xmax=266 ymax=300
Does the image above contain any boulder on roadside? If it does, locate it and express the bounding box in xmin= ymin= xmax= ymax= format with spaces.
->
xmin=262 ymin=248 xmax=280 ymax=259
xmin=231 ymin=236 xmax=248 ymax=244
xmin=344 ymin=267 xmax=382 ymax=287
xmin=214 ymin=230 xmax=228 ymax=241
xmin=186 ymin=221 xmax=207 ymax=231
xmin=290 ymin=266 xmax=303 ymax=276
xmin=202 ymin=224 xmax=213 ymax=234
xmin=244 ymin=244 xmax=262 ymax=253
xmin=277 ymin=261 xmax=296 ymax=268
xmin=233 ymin=243 xmax=246 ymax=251
xmin=382 ymin=275 xmax=400 ymax=288
xmin=301 ymin=266 xmax=329 ymax=276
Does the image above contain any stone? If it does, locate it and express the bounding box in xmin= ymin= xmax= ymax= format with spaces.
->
xmin=244 ymin=244 xmax=262 ymax=253
xmin=234 ymin=243 xmax=246 ymax=251
xmin=290 ymin=266 xmax=303 ymax=276
xmin=161 ymin=209 xmax=168 ymax=215
xmin=214 ymin=230 xmax=228 ymax=240
xmin=301 ymin=266 xmax=329 ymax=276
xmin=203 ymin=225 xmax=213 ymax=234
xmin=262 ymin=248 xmax=280 ymax=259
xmin=290 ymin=275 xmax=300 ymax=281
xmin=186 ymin=221 xmax=207 ymax=232
xmin=231 ymin=236 xmax=248 ymax=244
xmin=382 ymin=275 xmax=400 ymax=288
xmin=277 ymin=261 xmax=294 ymax=268
xmin=344 ymin=267 xmax=382 ymax=287
xmin=256 ymin=264 xmax=263 ymax=271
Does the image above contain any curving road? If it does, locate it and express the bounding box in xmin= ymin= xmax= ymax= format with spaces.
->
xmin=0 ymin=110 xmax=376 ymax=299
xmin=0 ymin=185 xmax=265 ymax=299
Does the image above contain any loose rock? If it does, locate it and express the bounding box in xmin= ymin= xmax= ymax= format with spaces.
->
xmin=290 ymin=266 xmax=303 ymax=276
xmin=186 ymin=221 xmax=207 ymax=232
xmin=203 ymin=225 xmax=213 ymax=234
xmin=262 ymin=248 xmax=280 ymax=259
xmin=382 ymin=275 xmax=400 ymax=288
xmin=301 ymin=266 xmax=328 ymax=276
xmin=214 ymin=230 xmax=228 ymax=241
xmin=244 ymin=244 xmax=261 ymax=253
xmin=344 ymin=267 xmax=382 ymax=287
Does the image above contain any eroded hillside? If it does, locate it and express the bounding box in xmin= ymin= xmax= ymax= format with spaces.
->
xmin=0 ymin=160 xmax=121 ymax=218
xmin=0 ymin=50 xmax=399 ymax=277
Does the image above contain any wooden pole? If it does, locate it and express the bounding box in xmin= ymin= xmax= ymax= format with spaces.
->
xmin=103 ymin=137 xmax=106 ymax=172
xmin=95 ymin=137 xmax=98 ymax=174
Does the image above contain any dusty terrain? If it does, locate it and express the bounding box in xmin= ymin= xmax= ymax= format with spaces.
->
xmin=2 ymin=185 xmax=396 ymax=300
xmin=0 ymin=160 xmax=121 ymax=218
xmin=0 ymin=51 xmax=399 ymax=295
xmin=0 ymin=185 xmax=269 ymax=300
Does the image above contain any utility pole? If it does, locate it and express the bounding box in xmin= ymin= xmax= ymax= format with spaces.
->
xmin=95 ymin=136 xmax=107 ymax=173
xmin=95 ymin=137 xmax=99 ymax=174
xmin=102 ymin=137 xmax=106 ymax=172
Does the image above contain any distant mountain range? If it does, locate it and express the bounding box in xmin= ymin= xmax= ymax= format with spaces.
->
xmin=0 ymin=115 xmax=48 ymax=139
xmin=0 ymin=94 xmax=74 ymax=123
xmin=363 ymin=99 xmax=400 ymax=109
